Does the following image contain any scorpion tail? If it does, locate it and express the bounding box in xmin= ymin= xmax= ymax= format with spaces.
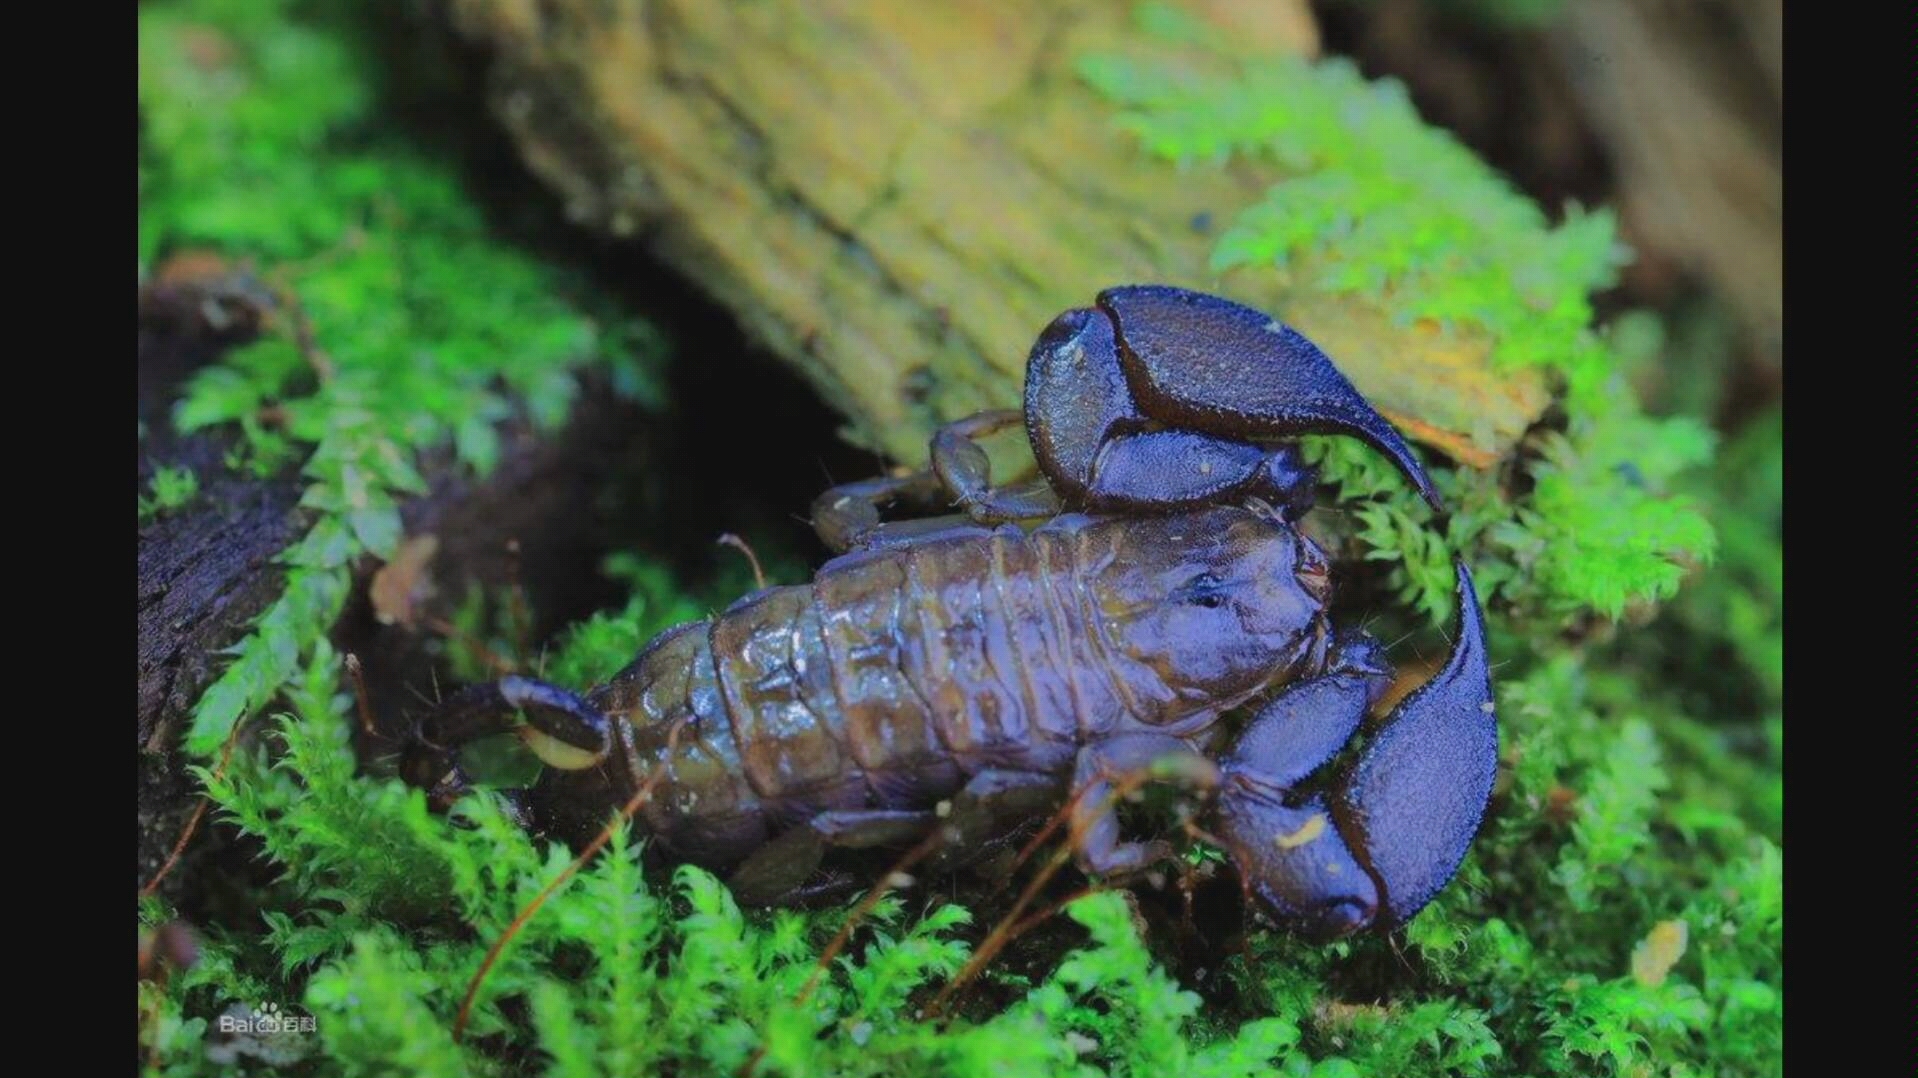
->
xmin=402 ymin=676 xmax=612 ymax=803
xmin=1331 ymin=559 xmax=1498 ymax=926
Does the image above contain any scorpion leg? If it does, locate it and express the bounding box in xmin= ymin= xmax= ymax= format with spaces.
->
xmin=810 ymin=469 xmax=1006 ymax=554
xmin=812 ymin=465 xmax=1044 ymax=552
xmin=924 ymin=769 xmax=1066 ymax=874
xmin=1067 ymin=733 xmax=1220 ymax=880
xmin=810 ymin=469 xmax=952 ymax=553
xmin=1211 ymin=562 xmax=1496 ymax=937
xmin=726 ymin=770 xmax=1065 ymax=903
xmin=928 ymin=409 xmax=1064 ymax=525
xmin=400 ymin=675 xmax=612 ymax=809
xmin=726 ymin=808 xmax=938 ymax=906
xmin=813 ymin=410 xmax=1061 ymax=551
xmin=828 ymin=513 xmax=993 ymax=554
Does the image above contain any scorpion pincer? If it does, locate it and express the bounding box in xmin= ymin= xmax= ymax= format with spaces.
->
xmin=401 ymin=285 xmax=1498 ymax=940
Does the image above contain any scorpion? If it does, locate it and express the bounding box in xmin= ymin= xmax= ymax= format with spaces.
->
xmin=401 ymin=285 xmax=1498 ymax=943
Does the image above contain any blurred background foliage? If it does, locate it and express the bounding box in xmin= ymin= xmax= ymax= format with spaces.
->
xmin=138 ymin=1 xmax=1780 ymax=1075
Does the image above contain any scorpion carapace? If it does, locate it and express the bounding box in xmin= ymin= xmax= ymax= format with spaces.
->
xmin=401 ymin=285 xmax=1499 ymax=940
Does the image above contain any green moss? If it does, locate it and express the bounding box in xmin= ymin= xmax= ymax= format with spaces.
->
xmin=140 ymin=3 xmax=1778 ymax=1077
xmin=1079 ymin=4 xmax=1714 ymax=631
xmin=140 ymin=464 xmax=202 ymax=520
xmin=1082 ymin=6 xmax=1620 ymax=383
xmin=140 ymin=0 xmax=667 ymax=758
xmin=1659 ymin=407 xmax=1783 ymax=702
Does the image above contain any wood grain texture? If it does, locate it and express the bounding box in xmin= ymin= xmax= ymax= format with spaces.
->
xmin=447 ymin=0 xmax=1550 ymax=469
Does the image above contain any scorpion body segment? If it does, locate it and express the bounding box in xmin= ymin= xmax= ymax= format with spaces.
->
xmin=423 ymin=507 xmax=1335 ymax=904
xmin=404 ymin=285 xmax=1500 ymax=940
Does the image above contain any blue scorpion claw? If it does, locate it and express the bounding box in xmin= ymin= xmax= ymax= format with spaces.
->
xmin=1213 ymin=640 xmax=1393 ymax=939
xmin=1214 ymin=785 xmax=1378 ymax=941
xmin=1332 ymin=559 xmax=1497 ymax=925
xmin=1095 ymin=285 xmax=1444 ymax=512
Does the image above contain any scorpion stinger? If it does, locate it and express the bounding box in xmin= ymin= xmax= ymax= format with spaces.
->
xmin=1209 ymin=560 xmax=1496 ymax=937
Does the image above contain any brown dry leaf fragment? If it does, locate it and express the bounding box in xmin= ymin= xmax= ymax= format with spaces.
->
xmin=138 ymin=921 xmax=201 ymax=983
xmin=1544 ymin=785 xmax=1580 ymax=824
xmin=370 ymin=534 xmax=440 ymax=628
xmin=1630 ymin=919 xmax=1689 ymax=987
xmin=1373 ymin=656 xmax=1444 ymax=717
xmin=178 ymin=27 xmax=235 ymax=71
xmin=1314 ymin=1000 xmax=1390 ymax=1030
xmin=152 ymin=249 xmax=231 ymax=288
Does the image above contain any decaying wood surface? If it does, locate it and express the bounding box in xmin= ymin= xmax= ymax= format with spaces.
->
xmin=138 ymin=273 xmax=300 ymax=899
xmin=446 ymin=0 xmax=1552 ymax=469
xmin=138 ymin=268 xmax=300 ymax=760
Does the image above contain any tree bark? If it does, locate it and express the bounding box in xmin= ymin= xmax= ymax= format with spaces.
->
xmin=444 ymin=0 xmax=1550 ymax=470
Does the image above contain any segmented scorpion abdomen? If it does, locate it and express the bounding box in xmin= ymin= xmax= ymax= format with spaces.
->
xmin=568 ymin=517 xmax=1139 ymax=869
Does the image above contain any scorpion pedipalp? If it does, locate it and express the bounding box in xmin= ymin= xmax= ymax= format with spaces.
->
xmin=905 ymin=284 xmax=1434 ymax=531
xmin=1212 ymin=559 xmax=1496 ymax=935
xmin=1090 ymin=285 xmax=1442 ymax=512
xmin=1330 ymin=560 xmax=1497 ymax=925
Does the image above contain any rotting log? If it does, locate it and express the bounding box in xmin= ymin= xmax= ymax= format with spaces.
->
xmin=445 ymin=0 xmax=1551 ymax=470
xmin=138 ymin=268 xmax=300 ymax=901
